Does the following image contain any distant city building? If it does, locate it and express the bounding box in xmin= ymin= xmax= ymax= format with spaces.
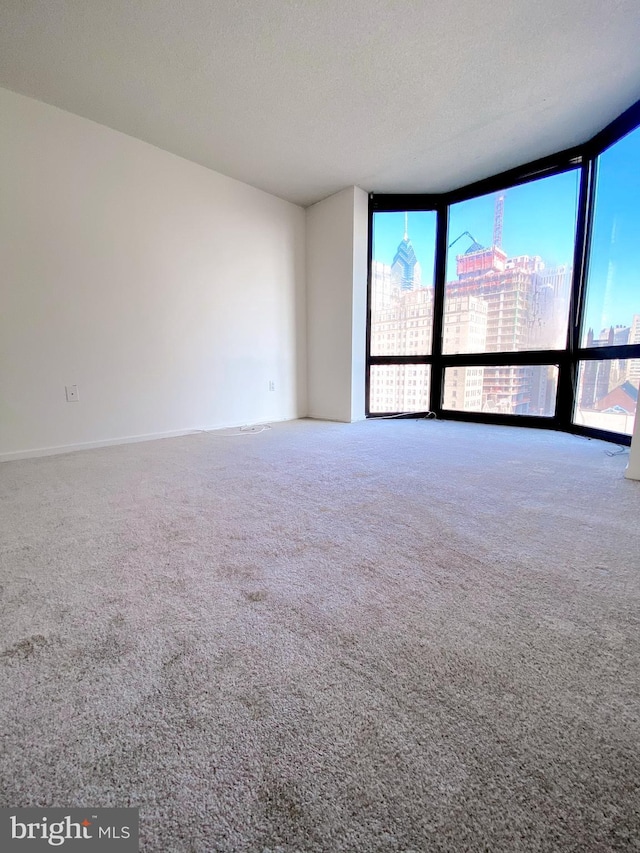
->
xmin=580 ymin=325 xmax=633 ymax=407
xmin=595 ymin=381 xmax=638 ymax=414
xmin=575 ymin=319 xmax=638 ymax=434
xmin=370 ymin=364 xmax=430 ymax=413
xmin=370 ymin=260 xmax=394 ymax=312
xmin=442 ymin=295 xmax=488 ymax=412
xmin=628 ymin=314 xmax=640 ymax=388
xmin=368 ymin=197 xmax=627 ymax=421
xmin=391 ymin=230 xmax=422 ymax=291
xmin=370 ymin=286 xmax=433 ymax=358
xmin=443 ymin=365 xmax=485 ymax=412
xmin=446 ymin=238 xmax=570 ymax=415
xmin=442 ymin=294 xmax=488 ymax=354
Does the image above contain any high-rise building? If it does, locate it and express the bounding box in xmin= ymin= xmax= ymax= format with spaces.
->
xmin=443 ymin=193 xmax=572 ymax=415
xmin=390 ymin=215 xmax=422 ymax=291
xmin=370 ymin=260 xmax=394 ymax=312
xmin=604 ymin=325 xmax=631 ymax=389
xmin=443 ymin=365 xmax=486 ymax=412
xmin=447 ymin=251 xmax=549 ymax=353
xmin=581 ymin=327 xmax=619 ymax=407
xmin=441 ymin=295 xmax=488 ymax=412
xmin=369 ymin=364 xmax=430 ymax=413
xmin=528 ymin=263 xmax=572 ymax=351
xmin=442 ymin=294 xmax=488 ymax=354
xmin=628 ymin=314 xmax=640 ymax=388
xmin=370 ymin=286 xmax=433 ymax=358
xmin=446 ymin=248 xmax=542 ymax=414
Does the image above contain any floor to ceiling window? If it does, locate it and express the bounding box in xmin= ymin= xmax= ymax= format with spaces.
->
xmin=572 ymin=123 xmax=640 ymax=437
xmin=366 ymin=100 xmax=640 ymax=444
xmin=368 ymin=211 xmax=436 ymax=414
xmin=442 ymin=172 xmax=578 ymax=418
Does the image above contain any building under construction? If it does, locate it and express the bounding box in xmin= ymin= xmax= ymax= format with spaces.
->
xmin=369 ymin=195 xmax=572 ymax=415
xmin=445 ymin=194 xmax=566 ymax=416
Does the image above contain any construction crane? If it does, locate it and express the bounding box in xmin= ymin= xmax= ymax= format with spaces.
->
xmin=448 ymin=231 xmax=483 ymax=252
xmin=493 ymin=193 xmax=504 ymax=249
xmin=448 ymin=192 xmax=505 ymax=253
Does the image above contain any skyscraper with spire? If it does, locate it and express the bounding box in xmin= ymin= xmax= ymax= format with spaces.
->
xmin=369 ymin=213 xmax=432 ymax=411
xmin=390 ymin=212 xmax=421 ymax=291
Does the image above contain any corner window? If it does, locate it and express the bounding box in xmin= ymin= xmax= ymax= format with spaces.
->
xmin=367 ymin=99 xmax=640 ymax=442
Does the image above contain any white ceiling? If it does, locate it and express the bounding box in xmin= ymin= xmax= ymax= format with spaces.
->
xmin=1 ymin=1 xmax=639 ymax=207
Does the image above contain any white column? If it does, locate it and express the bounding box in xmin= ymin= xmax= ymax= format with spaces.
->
xmin=350 ymin=186 xmax=368 ymax=422
xmin=306 ymin=186 xmax=368 ymax=422
xmin=625 ymin=412 xmax=640 ymax=480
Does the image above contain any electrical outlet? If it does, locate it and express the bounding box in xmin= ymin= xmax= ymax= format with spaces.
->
xmin=65 ymin=385 xmax=79 ymax=402
xmin=268 ymin=380 xmax=276 ymax=392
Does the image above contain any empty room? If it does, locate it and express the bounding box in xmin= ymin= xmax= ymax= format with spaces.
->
xmin=1 ymin=2 xmax=639 ymax=851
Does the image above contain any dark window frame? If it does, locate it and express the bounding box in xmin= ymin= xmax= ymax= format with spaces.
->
xmin=366 ymin=99 xmax=640 ymax=445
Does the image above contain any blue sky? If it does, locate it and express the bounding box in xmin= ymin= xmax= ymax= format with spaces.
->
xmin=447 ymin=170 xmax=580 ymax=281
xmin=373 ymin=127 xmax=640 ymax=337
xmin=583 ymin=125 xmax=640 ymax=338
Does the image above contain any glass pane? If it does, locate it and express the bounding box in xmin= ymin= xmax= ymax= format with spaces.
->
xmin=582 ymin=125 xmax=640 ymax=348
xmin=444 ymin=172 xmax=579 ymax=354
xmin=369 ymin=365 xmax=431 ymax=414
xmin=573 ymin=360 xmax=637 ymax=435
xmin=443 ymin=365 xmax=558 ymax=417
xmin=370 ymin=211 xmax=437 ymax=356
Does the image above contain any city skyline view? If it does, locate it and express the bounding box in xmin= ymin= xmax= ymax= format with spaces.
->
xmin=372 ymin=123 xmax=640 ymax=338
xmin=369 ymin=139 xmax=639 ymax=433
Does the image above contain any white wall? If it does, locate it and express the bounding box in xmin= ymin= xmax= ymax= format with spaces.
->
xmin=306 ymin=186 xmax=368 ymax=422
xmin=0 ymin=88 xmax=307 ymax=460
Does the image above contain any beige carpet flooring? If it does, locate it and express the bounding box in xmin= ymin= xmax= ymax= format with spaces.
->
xmin=0 ymin=418 xmax=639 ymax=852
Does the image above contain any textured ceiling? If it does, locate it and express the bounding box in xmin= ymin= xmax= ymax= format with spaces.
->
xmin=1 ymin=1 xmax=639 ymax=207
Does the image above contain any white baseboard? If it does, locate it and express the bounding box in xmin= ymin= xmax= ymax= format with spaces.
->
xmin=0 ymin=416 xmax=306 ymax=463
xmin=0 ymin=428 xmax=202 ymax=463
